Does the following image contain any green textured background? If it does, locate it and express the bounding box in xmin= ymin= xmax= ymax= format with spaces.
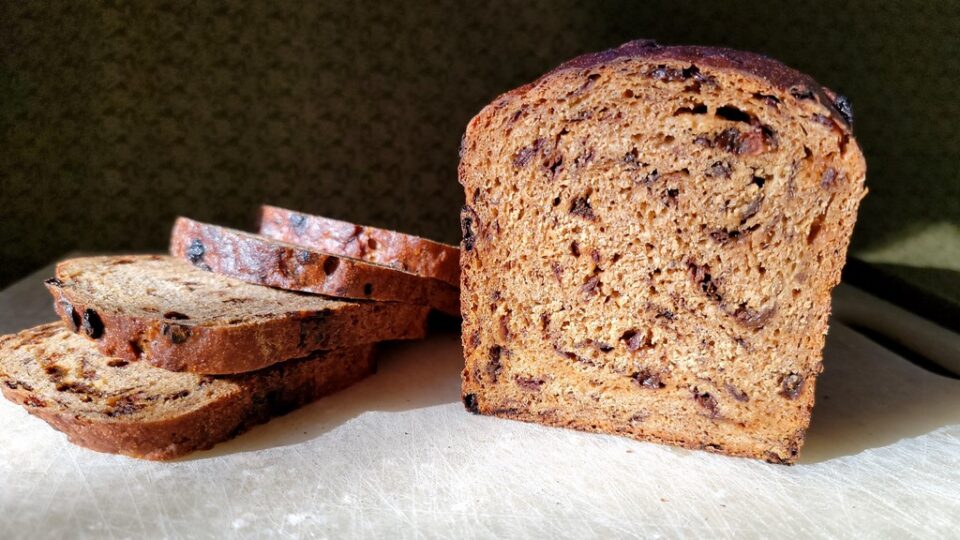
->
xmin=1 ymin=1 xmax=958 ymax=293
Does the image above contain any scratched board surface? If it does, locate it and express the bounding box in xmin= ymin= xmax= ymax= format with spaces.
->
xmin=0 ymin=265 xmax=958 ymax=539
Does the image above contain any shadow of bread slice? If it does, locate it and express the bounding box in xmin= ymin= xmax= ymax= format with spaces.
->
xmin=171 ymin=217 xmax=460 ymax=316
xmin=259 ymin=205 xmax=461 ymax=288
xmin=45 ymin=255 xmax=427 ymax=374
xmin=458 ymin=40 xmax=867 ymax=464
xmin=0 ymin=323 xmax=374 ymax=460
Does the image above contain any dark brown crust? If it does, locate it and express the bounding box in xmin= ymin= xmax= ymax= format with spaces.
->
xmin=46 ymin=273 xmax=428 ymax=374
xmin=497 ymin=39 xmax=852 ymax=133
xmin=259 ymin=205 xmax=461 ymax=288
xmin=0 ymin=324 xmax=375 ymax=460
xmin=171 ymin=218 xmax=460 ymax=316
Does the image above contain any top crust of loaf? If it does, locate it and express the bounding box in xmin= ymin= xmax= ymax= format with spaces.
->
xmin=258 ymin=205 xmax=461 ymax=288
xmin=47 ymin=255 xmax=429 ymax=374
xmin=497 ymin=40 xmax=853 ymax=134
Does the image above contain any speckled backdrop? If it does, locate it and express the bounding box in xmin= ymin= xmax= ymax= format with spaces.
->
xmin=1 ymin=1 xmax=958 ymax=287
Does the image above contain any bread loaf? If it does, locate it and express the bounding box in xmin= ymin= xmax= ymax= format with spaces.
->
xmin=458 ymin=41 xmax=866 ymax=463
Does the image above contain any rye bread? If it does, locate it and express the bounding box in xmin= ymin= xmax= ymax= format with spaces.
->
xmin=259 ymin=205 xmax=461 ymax=288
xmin=170 ymin=217 xmax=460 ymax=315
xmin=46 ymin=255 xmax=428 ymax=374
xmin=0 ymin=323 xmax=375 ymax=460
xmin=458 ymin=40 xmax=867 ymax=463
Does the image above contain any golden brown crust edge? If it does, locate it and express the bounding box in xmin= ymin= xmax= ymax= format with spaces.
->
xmin=259 ymin=205 xmax=461 ymax=288
xmin=45 ymin=276 xmax=428 ymax=374
xmin=171 ymin=217 xmax=460 ymax=316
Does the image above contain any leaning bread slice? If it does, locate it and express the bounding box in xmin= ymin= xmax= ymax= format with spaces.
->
xmin=259 ymin=205 xmax=461 ymax=288
xmin=46 ymin=255 xmax=428 ymax=374
xmin=170 ymin=217 xmax=459 ymax=316
xmin=458 ymin=41 xmax=867 ymax=463
xmin=0 ymin=323 xmax=374 ymax=460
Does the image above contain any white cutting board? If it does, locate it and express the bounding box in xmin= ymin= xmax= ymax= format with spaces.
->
xmin=0 ymin=264 xmax=958 ymax=539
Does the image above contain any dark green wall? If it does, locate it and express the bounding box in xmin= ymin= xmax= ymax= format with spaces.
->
xmin=2 ymin=1 xmax=958 ymax=286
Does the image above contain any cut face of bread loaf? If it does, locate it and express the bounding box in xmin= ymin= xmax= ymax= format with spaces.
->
xmin=171 ymin=217 xmax=460 ymax=316
xmin=46 ymin=255 xmax=428 ymax=374
xmin=0 ymin=323 xmax=374 ymax=460
xmin=259 ymin=205 xmax=461 ymax=288
xmin=458 ymin=41 xmax=866 ymax=463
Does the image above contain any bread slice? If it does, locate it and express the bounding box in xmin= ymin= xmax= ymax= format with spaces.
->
xmin=259 ymin=205 xmax=461 ymax=288
xmin=458 ymin=41 xmax=866 ymax=463
xmin=46 ymin=255 xmax=428 ymax=374
xmin=0 ymin=323 xmax=374 ymax=460
xmin=170 ymin=217 xmax=459 ymax=315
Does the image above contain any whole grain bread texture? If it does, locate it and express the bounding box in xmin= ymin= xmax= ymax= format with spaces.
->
xmin=0 ymin=323 xmax=375 ymax=460
xmin=171 ymin=217 xmax=460 ymax=316
xmin=46 ymin=255 xmax=428 ymax=374
xmin=458 ymin=40 xmax=867 ymax=464
xmin=259 ymin=205 xmax=461 ymax=288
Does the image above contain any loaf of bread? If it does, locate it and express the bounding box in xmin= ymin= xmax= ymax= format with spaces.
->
xmin=0 ymin=323 xmax=374 ymax=460
xmin=259 ymin=205 xmax=461 ymax=288
xmin=458 ymin=41 xmax=866 ymax=463
xmin=46 ymin=255 xmax=429 ymax=374
xmin=171 ymin=217 xmax=460 ymax=316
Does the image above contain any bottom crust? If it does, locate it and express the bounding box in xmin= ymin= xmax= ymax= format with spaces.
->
xmin=462 ymin=391 xmax=804 ymax=465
